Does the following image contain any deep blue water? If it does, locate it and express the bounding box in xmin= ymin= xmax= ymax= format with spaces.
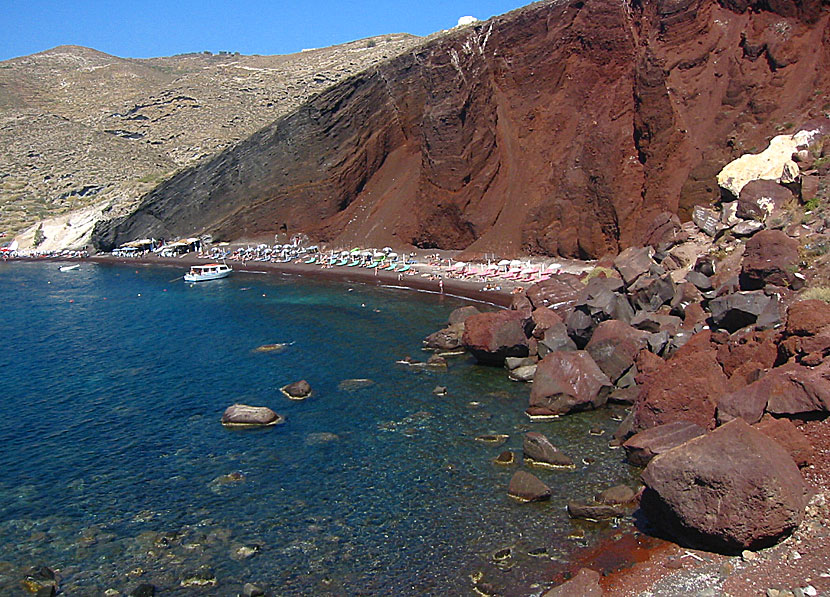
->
xmin=0 ymin=262 xmax=637 ymax=595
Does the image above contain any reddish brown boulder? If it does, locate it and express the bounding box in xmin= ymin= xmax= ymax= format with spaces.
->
xmin=641 ymin=419 xmax=807 ymax=552
xmin=785 ymin=300 xmax=830 ymax=336
xmin=737 ymin=180 xmax=794 ymax=222
xmin=631 ymin=342 xmax=727 ymax=432
xmin=585 ymin=320 xmax=649 ymax=384
xmin=765 ymin=360 xmax=830 ymax=416
xmin=623 ymin=421 xmax=706 ymax=467
xmin=529 ymin=351 xmax=612 ymax=416
xmin=542 ymin=568 xmax=602 ymax=597
xmin=525 ymin=274 xmax=585 ymax=315
xmin=614 ymin=246 xmax=656 ymax=287
xmin=531 ymin=306 xmax=565 ymax=339
xmin=447 ymin=305 xmax=481 ymax=326
xmin=717 ymin=375 xmax=769 ymax=425
xmin=508 ymin=471 xmax=551 ymax=502
xmin=716 ymin=328 xmax=779 ymax=377
xmin=753 ymin=415 xmax=815 ymax=468
xmin=739 ymin=230 xmax=800 ymax=290
xmin=523 ymin=432 xmax=575 ymax=468
xmin=462 ymin=310 xmax=529 ymax=365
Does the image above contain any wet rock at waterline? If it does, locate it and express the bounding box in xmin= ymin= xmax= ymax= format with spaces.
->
xmin=507 ymin=471 xmax=551 ymax=502
xmin=523 ymin=432 xmax=574 ymax=469
xmin=641 ymin=419 xmax=806 ymax=552
xmin=567 ymin=500 xmax=629 ymax=520
xmin=253 ymin=342 xmax=292 ymax=353
xmin=542 ymin=567 xmax=602 ymax=597
xmin=528 ymin=351 xmax=612 ymax=417
xmin=494 ymin=451 xmax=515 ymax=465
xmin=462 ymin=310 xmax=529 ymax=365
xmin=281 ymin=380 xmax=312 ymax=400
xmin=221 ymin=404 xmax=284 ymax=427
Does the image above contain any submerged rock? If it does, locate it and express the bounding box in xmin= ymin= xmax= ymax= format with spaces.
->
xmin=337 ymin=378 xmax=375 ymax=391
xmin=542 ymin=567 xmax=602 ymax=597
xmin=221 ymin=404 xmax=284 ymax=427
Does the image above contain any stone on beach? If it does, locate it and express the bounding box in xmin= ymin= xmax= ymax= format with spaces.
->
xmin=641 ymin=418 xmax=807 ymax=552
xmin=221 ymin=404 xmax=284 ymax=427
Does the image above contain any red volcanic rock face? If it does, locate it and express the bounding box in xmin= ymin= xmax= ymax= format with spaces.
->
xmin=94 ymin=0 xmax=830 ymax=257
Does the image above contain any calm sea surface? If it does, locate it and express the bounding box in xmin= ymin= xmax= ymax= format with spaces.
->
xmin=0 ymin=262 xmax=637 ymax=595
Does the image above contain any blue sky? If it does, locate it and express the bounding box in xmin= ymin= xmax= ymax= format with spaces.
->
xmin=0 ymin=0 xmax=531 ymax=61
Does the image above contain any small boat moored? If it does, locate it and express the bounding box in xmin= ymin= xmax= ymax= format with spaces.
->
xmin=184 ymin=262 xmax=232 ymax=282
xmin=59 ymin=264 xmax=80 ymax=272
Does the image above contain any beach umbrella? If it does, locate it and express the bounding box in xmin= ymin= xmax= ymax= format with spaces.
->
xmin=350 ymin=247 xmax=361 ymax=254
xmin=452 ymin=261 xmax=467 ymax=270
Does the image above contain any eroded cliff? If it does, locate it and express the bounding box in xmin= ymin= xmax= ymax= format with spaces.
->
xmin=93 ymin=0 xmax=830 ymax=257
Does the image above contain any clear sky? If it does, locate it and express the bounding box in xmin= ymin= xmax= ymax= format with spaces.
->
xmin=0 ymin=0 xmax=533 ymax=61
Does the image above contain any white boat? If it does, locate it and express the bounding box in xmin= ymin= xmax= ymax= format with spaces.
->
xmin=59 ymin=264 xmax=80 ymax=272
xmin=184 ymin=262 xmax=232 ymax=282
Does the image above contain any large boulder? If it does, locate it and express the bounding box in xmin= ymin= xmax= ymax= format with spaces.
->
xmin=785 ymin=299 xmax=830 ymax=336
xmin=585 ymin=320 xmax=649 ymax=384
xmin=716 ymin=132 xmax=806 ymax=199
xmin=614 ymin=246 xmax=656 ymax=287
xmin=221 ymin=404 xmax=284 ymax=427
xmin=523 ymin=432 xmax=574 ymax=468
xmin=631 ymin=337 xmax=727 ymax=432
xmin=739 ymin=229 xmax=800 ymax=290
xmin=753 ymin=415 xmax=815 ymax=468
xmin=623 ymin=421 xmax=706 ymax=467
xmin=448 ymin=305 xmax=481 ymax=326
xmin=737 ymin=179 xmax=793 ymax=222
xmin=525 ymin=274 xmax=585 ymax=315
xmin=508 ymin=471 xmax=551 ymax=502
xmin=528 ymin=351 xmax=612 ymax=416
xmin=641 ymin=418 xmax=807 ymax=552
xmin=462 ymin=310 xmax=529 ymax=365
xmin=708 ymin=291 xmax=772 ymax=333
xmin=765 ymin=360 xmax=830 ymax=416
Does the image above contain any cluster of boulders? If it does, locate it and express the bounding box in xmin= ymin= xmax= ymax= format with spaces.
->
xmin=423 ymin=121 xmax=830 ymax=556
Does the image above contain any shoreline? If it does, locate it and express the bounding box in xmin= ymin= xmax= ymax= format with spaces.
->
xmin=85 ymin=253 xmax=521 ymax=308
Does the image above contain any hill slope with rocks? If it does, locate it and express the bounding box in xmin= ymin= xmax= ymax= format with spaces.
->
xmin=0 ymin=35 xmax=421 ymax=240
xmin=91 ymin=0 xmax=830 ymax=258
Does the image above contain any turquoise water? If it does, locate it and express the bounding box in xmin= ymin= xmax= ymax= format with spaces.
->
xmin=0 ymin=262 xmax=637 ymax=595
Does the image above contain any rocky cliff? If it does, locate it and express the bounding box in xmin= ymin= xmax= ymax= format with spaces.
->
xmin=87 ymin=0 xmax=830 ymax=256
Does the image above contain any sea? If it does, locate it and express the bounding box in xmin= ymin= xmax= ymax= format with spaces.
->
xmin=0 ymin=261 xmax=639 ymax=596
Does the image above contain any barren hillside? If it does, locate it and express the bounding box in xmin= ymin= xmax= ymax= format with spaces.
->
xmin=0 ymin=35 xmax=421 ymax=238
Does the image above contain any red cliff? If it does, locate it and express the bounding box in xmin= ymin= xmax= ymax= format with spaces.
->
xmin=93 ymin=0 xmax=830 ymax=257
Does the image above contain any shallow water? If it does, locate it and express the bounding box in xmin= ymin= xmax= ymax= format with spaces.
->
xmin=0 ymin=262 xmax=638 ymax=595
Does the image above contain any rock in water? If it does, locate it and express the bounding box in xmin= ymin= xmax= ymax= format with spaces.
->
xmin=221 ymin=404 xmax=283 ymax=427
xmin=281 ymin=380 xmax=312 ymax=399
xmin=462 ymin=310 xmax=529 ymax=365
xmin=641 ymin=418 xmax=806 ymax=552
xmin=523 ymin=432 xmax=574 ymax=468
xmin=528 ymin=351 xmax=612 ymax=416
xmin=507 ymin=471 xmax=551 ymax=502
